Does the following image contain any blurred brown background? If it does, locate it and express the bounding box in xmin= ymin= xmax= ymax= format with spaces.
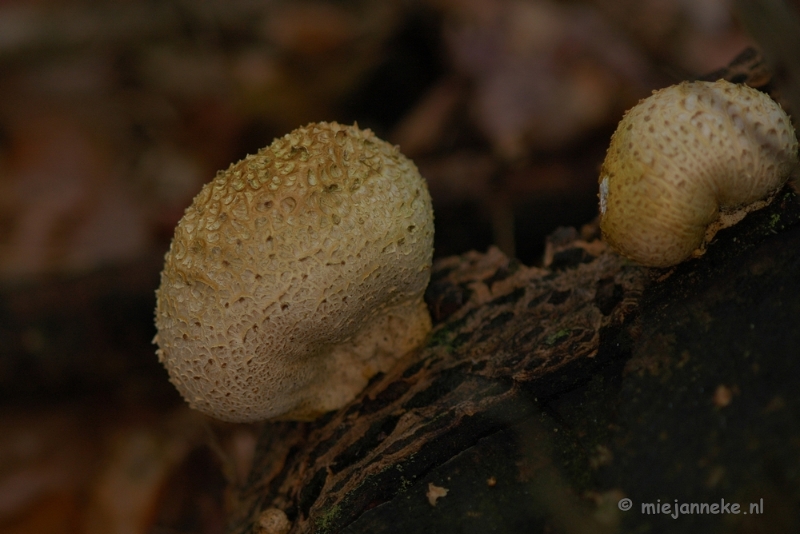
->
xmin=0 ymin=0 xmax=762 ymax=532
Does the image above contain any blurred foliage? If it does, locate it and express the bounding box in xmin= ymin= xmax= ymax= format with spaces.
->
xmin=0 ymin=0 xmax=756 ymax=280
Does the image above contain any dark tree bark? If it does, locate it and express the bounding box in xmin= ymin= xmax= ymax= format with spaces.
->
xmin=228 ymin=221 xmax=646 ymax=533
xmin=225 ymin=50 xmax=800 ymax=534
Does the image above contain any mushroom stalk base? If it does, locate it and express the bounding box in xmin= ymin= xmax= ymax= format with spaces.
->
xmin=280 ymin=299 xmax=432 ymax=421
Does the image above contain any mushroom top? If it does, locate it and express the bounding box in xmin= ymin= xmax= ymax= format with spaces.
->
xmin=599 ymin=80 xmax=798 ymax=267
xmin=155 ymin=122 xmax=434 ymax=422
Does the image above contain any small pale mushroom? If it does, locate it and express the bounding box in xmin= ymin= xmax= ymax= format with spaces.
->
xmin=256 ymin=508 xmax=291 ymax=534
xmin=426 ymin=482 xmax=449 ymax=506
xmin=154 ymin=122 xmax=434 ymax=422
xmin=599 ymin=80 xmax=798 ymax=267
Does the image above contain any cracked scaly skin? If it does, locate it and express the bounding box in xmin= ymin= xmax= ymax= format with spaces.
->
xmin=599 ymin=80 xmax=798 ymax=267
xmin=155 ymin=122 xmax=434 ymax=422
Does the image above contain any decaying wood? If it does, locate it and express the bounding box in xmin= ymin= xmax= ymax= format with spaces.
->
xmin=229 ymin=193 xmax=800 ymax=534
xmin=226 ymin=49 xmax=800 ymax=534
xmin=227 ymin=231 xmax=646 ymax=534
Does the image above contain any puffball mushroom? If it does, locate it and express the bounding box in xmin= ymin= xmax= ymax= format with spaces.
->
xmin=154 ymin=122 xmax=434 ymax=422
xmin=599 ymin=79 xmax=798 ymax=267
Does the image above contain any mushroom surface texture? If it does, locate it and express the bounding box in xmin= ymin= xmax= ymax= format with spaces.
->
xmin=154 ymin=122 xmax=435 ymax=422
xmin=599 ymin=79 xmax=798 ymax=267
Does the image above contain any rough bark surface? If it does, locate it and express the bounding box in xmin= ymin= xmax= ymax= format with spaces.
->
xmin=231 ymin=194 xmax=800 ymax=534
xmin=226 ymin=49 xmax=800 ymax=534
xmin=228 ymin=228 xmax=646 ymax=534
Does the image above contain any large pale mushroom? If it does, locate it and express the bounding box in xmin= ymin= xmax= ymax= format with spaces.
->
xmin=154 ymin=122 xmax=434 ymax=422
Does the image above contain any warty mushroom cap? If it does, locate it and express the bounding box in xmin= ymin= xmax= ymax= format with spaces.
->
xmin=154 ymin=122 xmax=434 ymax=422
xmin=599 ymin=80 xmax=798 ymax=267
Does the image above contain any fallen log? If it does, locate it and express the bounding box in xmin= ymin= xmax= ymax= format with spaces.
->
xmin=229 ymin=185 xmax=800 ymax=534
xmin=226 ymin=50 xmax=800 ymax=534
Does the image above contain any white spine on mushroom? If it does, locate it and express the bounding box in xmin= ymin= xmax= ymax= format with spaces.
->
xmin=599 ymin=175 xmax=609 ymax=216
xmin=598 ymin=80 xmax=798 ymax=267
